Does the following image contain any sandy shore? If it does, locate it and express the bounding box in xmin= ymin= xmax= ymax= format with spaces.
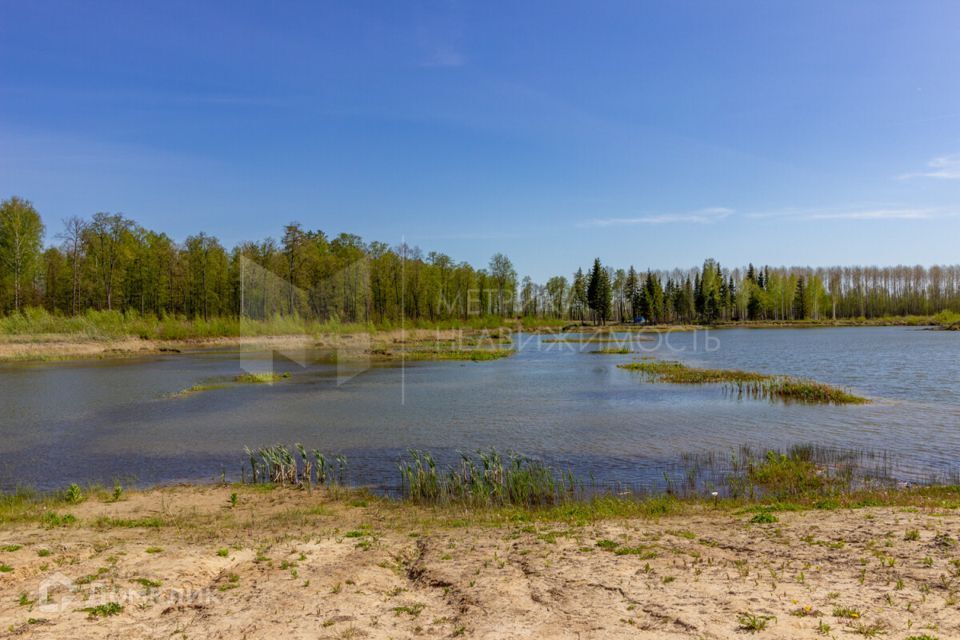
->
xmin=0 ymin=328 xmax=501 ymax=363
xmin=0 ymin=485 xmax=956 ymax=639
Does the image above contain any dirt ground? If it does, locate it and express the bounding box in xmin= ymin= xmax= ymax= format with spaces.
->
xmin=0 ymin=485 xmax=957 ymax=639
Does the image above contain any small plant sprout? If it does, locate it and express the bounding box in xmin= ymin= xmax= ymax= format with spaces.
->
xmin=750 ymin=511 xmax=778 ymax=524
xmin=65 ymin=483 xmax=83 ymax=504
xmin=737 ymin=612 xmax=775 ymax=632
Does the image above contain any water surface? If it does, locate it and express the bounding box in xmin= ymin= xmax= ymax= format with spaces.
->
xmin=1 ymin=327 xmax=958 ymax=492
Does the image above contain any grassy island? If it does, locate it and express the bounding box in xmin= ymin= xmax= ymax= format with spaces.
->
xmin=618 ymin=359 xmax=868 ymax=404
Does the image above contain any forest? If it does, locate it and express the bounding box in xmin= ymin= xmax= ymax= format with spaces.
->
xmin=2 ymin=195 xmax=960 ymax=327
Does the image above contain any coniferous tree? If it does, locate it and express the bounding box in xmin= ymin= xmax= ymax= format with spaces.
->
xmin=586 ymin=258 xmax=612 ymax=325
xmin=793 ymin=276 xmax=808 ymax=319
xmin=625 ymin=266 xmax=641 ymax=322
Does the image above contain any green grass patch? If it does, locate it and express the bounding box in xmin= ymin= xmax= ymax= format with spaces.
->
xmin=94 ymin=516 xmax=167 ymax=528
xmin=132 ymin=577 xmax=162 ymax=588
xmin=932 ymin=310 xmax=960 ymax=330
xmin=234 ymin=372 xmax=291 ymax=384
xmin=392 ymin=603 xmax=425 ymax=617
xmin=749 ymin=511 xmax=779 ymax=524
xmin=613 ymin=545 xmax=657 ymax=558
xmin=80 ymin=602 xmax=123 ymax=619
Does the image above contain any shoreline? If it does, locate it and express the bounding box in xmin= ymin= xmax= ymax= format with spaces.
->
xmin=0 ymin=318 xmax=949 ymax=363
xmin=0 ymin=328 xmax=504 ymax=364
xmin=1 ymin=483 xmax=958 ymax=638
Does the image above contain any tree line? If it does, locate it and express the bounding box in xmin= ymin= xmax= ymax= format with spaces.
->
xmin=2 ymin=195 xmax=960 ymax=326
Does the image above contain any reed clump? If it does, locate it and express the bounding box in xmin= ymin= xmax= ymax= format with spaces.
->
xmin=398 ymin=450 xmax=577 ymax=507
xmin=618 ymin=360 xmax=867 ymax=405
xmin=744 ymin=449 xmax=839 ymax=499
xmin=590 ymin=347 xmax=631 ymax=355
xmin=243 ymin=444 xmax=347 ymax=488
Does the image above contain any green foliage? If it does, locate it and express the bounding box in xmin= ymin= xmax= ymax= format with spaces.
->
xmin=0 ymin=195 xmax=959 ymax=326
xmin=0 ymin=196 xmax=44 ymax=313
xmin=41 ymin=512 xmax=76 ymax=527
xmin=932 ymin=310 xmax=960 ymax=330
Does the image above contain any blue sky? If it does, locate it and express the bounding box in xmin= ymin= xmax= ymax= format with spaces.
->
xmin=1 ymin=1 xmax=958 ymax=280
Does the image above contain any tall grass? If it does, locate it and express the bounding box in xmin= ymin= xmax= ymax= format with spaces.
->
xmin=235 ymin=443 xmax=897 ymax=507
xmin=398 ymin=450 xmax=577 ymax=507
xmin=243 ymin=444 xmax=347 ymax=488
xmin=0 ymin=307 xmax=523 ymax=341
xmin=673 ymin=444 xmax=894 ymax=500
xmin=932 ymin=310 xmax=960 ymax=330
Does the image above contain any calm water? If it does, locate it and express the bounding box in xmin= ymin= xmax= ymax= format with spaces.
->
xmin=1 ymin=327 xmax=958 ymax=492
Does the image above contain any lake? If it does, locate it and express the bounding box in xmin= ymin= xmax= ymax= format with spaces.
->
xmin=1 ymin=327 xmax=958 ymax=493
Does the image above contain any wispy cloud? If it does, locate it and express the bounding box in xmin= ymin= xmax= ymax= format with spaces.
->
xmin=580 ymin=207 xmax=732 ymax=227
xmin=898 ymin=154 xmax=960 ymax=180
xmin=747 ymin=207 xmax=954 ymax=221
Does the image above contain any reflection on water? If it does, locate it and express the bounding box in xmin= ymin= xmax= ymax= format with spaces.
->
xmin=0 ymin=327 xmax=958 ymax=492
